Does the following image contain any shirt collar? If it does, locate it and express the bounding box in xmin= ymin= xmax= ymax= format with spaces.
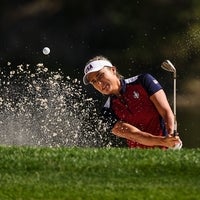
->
xmin=120 ymin=79 xmax=127 ymax=94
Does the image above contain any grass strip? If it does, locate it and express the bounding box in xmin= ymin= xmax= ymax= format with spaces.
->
xmin=0 ymin=147 xmax=199 ymax=200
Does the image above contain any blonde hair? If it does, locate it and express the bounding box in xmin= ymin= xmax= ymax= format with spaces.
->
xmin=86 ymin=55 xmax=123 ymax=79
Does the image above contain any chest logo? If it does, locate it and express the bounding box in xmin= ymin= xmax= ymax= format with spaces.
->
xmin=133 ymin=91 xmax=139 ymax=99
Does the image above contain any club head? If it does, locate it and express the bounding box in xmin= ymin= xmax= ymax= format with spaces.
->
xmin=161 ymin=60 xmax=176 ymax=73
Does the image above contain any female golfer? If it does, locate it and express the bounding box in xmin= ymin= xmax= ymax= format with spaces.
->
xmin=83 ymin=55 xmax=182 ymax=149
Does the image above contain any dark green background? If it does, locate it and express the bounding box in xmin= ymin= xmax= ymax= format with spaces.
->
xmin=0 ymin=0 xmax=199 ymax=148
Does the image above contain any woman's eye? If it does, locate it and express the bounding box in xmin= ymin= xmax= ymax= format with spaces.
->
xmin=91 ymin=80 xmax=97 ymax=84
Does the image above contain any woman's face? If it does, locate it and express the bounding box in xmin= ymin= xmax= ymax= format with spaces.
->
xmin=87 ymin=67 xmax=121 ymax=95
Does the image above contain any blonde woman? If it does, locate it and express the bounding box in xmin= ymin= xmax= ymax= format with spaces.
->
xmin=83 ymin=55 xmax=182 ymax=149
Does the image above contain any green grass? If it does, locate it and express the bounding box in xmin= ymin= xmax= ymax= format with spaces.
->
xmin=0 ymin=147 xmax=200 ymax=200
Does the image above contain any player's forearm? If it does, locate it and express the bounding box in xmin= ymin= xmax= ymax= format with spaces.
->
xmin=112 ymin=121 xmax=167 ymax=147
xmin=119 ymin=128 xmax=166 ymax=147
xmin=162 ymin=110 xmax=175 ymax=135
xmin=127 ymin=130 xmax=166 ymax=147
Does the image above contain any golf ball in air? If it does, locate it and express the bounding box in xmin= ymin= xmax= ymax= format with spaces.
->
xmin=43 ymin=47 xmax=50 ymax=55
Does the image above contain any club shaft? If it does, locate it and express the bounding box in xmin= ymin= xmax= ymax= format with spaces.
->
xmin=173 ymin=72 xmax=177 ymax=134
xmin=161 ymin=60 xmax=178 ymax=135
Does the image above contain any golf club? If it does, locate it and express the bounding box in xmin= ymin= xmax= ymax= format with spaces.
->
xmin=161 ymin=60 xmax=177 ymax=136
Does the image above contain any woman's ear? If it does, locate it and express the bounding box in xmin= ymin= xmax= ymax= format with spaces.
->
xmin=111 ymin=66 xmax=117 ymax=74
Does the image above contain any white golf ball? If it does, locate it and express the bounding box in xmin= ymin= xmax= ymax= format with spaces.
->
xmin=42 ymin=47 xmax=50 ymax=55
